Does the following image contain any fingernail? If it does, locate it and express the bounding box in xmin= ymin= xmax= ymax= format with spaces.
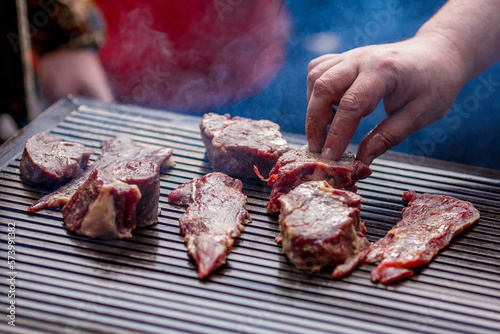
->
xmin=321 ymin=148 xmax=335 ymax=160
xmin=308 ymin=142 xmax=321 ymax=153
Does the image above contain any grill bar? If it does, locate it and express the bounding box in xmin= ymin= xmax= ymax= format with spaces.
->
xmin=5 ymin=243 xmax=498 ymax=334
xmin=1 ymin=97 xmax=499 ymax=333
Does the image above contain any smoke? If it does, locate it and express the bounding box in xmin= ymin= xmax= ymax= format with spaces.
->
xmin=98 ymin=0 xmax=290 ymax=112
xmin=97 ymin=0 xmax=500 ymax=168
xmin=304 ymin=32 xmax=341 ymax=55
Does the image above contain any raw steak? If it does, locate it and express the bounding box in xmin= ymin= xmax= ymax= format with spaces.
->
xmin=365 ymin=190 xmax=480 ymax=284
xmin=29 ymin=136 xmax=173 ymax=212
xmin=168 ymin=172 xmax=251 ymax=279
xmin=62 ymin=169 xmax=141 ymax=239
xmin=20 ymin=132 xmax=93 ymax=185
xmin=261 ymin=145 xmax=371 ymax=214
xmin=113 ymin=159 xmax=161 ymax=227
xmin=200 ymin=113 xmax=289 ymax=179
xmin=277 ymin=181 xmax=370 ymax=277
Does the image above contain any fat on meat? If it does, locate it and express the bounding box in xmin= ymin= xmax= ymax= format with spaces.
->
xmin=365 ymin=190 xmax=480 ymax=284
xmin=168 ymin=172 xmax=251 ymax=279
xmin=28 ymin=136 xmax=173 ymax=212
xmin=61 ymin=159 xmax=162 ymax=239
xmin=62 ymin=169 xmax=141 ymax=239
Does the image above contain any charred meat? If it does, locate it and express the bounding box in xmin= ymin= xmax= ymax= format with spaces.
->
xmin=168 ymin=172 xmax=251 ymax=279
xmin=365 ymin=190 xmax=480 ymax=284
xmin=62 ymin=169 xmax=141 ymax=239
xmin=29 ymin=136 xmax=173 ymax=212
xmin=200 ymin=113 xmax=289 ymax=179
xmin=20 ymin=132 xmax=93 ymax=185
xmin=277 ymin=181 xmax=370 ymax=277
xmin=262 ymin=145 xmax=371 ymax=214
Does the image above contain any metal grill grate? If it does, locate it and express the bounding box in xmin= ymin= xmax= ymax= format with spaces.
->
xmin=1 ymin=97 xmax=500 ymax=334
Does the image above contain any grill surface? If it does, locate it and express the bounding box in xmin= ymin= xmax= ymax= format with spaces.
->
xmin=1 ymin=97 xmax=500 ymax=334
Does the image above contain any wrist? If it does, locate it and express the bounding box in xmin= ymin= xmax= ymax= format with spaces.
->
xmin=414 ymin=0 xmax=500 ymax=83
xmin=412 ymin=30 xmax=471 ymax=89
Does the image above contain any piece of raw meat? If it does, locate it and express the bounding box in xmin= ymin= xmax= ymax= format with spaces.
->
xmin=168 ymin=172 xmax=251 ymax=279
xmin=113 ymin=159 xmax=160 ymax=227
xmin=365 ymin=190 xmax=480 ymax=284
xmin=29 ymin=136 xmax=173 ymax=212
xmin=20 ymin=132 xmax=93 ymax=185
xmin=199 ymin=113 xmax=289 ymax=179
xmin=277 ymin=181 xmax=370 ymax=277
xmin=62 ymin=169 xmax=141 ymax=239
xmin=261 ymin=145 xmax=372 ymax=214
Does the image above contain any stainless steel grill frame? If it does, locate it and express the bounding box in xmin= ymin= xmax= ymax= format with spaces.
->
xmin=1 ymin=97 xmax=499 ymax=334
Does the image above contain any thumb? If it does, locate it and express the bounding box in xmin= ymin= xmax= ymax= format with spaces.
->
xmin=356 ymin=102 xmax=433 ymax=165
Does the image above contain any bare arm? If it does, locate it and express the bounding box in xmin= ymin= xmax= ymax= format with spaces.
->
xmin=306 ymin=0 xmax=500 ymax=165
xmin=417 ymin=0 xmax=500 ymax=80
xmin=37 ymin=49 xmax=113 ymax=104
xmin=30 ymin=0 xmax=113 ymax=104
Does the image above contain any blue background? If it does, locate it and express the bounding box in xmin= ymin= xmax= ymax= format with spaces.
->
xmin=213 ymin=0 xmax=500 ymax=170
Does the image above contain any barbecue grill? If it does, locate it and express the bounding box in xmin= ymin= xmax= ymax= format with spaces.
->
xmin=1 ymin=97 xmax=500 ymax=334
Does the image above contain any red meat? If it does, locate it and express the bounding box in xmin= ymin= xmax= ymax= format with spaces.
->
xmin=168 ymin=172 xmax=251 ymax=279
xmin=112 ymin=159 xmax=161 ymax=227
xmin=262 ymin=145 xmax=372 ymax=214
xmin=62 ymin=169 xmax=141 ymax=239
xmin=277 ymin=181 xmax=370 ymax=278
xmin=29 ymin=137 xmax=173 ymax=212
xmin=200 ymin=113 xmax=290 ymax=179
xmin=20 ymin=132 xmax=93 ymax=185
xmin=365 ymin=190 xmax=480 ymax=284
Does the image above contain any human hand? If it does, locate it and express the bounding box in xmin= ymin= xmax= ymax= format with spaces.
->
xmin=306 ymin=35 xmax=468 ymax=165
xmin=37 ymin=49 xmax=114 ymax=104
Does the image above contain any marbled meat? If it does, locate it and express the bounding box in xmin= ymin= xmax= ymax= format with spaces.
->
xmin=200 ymin=113 xmax=289 ymax=179
xmin=262 ymin=145 xmax=371 ymax=214
xmin=365 ymin=190 xmax=480 ymax=284
xmin=168 ymin=172 xmax=251 ymax=279
xmin=277 ymin=181 xmax=370 ymax=277
xmin=28 ymin=136 xmax=173 ymax=212
xmin=62 ymin=169 xmax=141 ymax=239
xmin=20 ymin=132 xmax=93 ymax=185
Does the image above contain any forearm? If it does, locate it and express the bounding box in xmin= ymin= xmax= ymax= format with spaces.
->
xmin=416 ymin=0 xmax=500 ymax=82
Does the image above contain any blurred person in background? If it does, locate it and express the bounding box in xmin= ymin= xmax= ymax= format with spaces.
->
xmin=0 ymin=0 xmax=111 ymax=142
xmin=0 ymin=0 xmax=290 ymax=143
xmin=95 ymin=0 xmax=290 ymax=111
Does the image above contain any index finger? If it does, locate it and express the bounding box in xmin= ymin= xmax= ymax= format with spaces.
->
xmin=320 ymin=72 xmax=393 ymax=160
xmin=307 ymin=55 xmax=342 ymax=101
xmin=306 ymin=62 xmax=358 ymax=153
